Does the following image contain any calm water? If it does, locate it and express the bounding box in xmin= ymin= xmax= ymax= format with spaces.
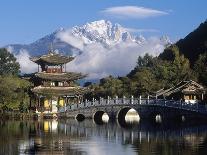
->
xmin=1 ymin=117 xmax=207 ymax=155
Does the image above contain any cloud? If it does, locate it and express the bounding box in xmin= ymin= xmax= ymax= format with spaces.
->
xmin=57 ymin=31 xmax=166 ymax=79
xmin=124 ymin=28 xmax=159 ymax=33
xmin=101 ymin=6 xmax=168 ymax=19
xmin=15 ymin=50 xmax=37 ymax=74
xmin=9 ymin=28 xmax=167 ymax=79
xmin=7 ymin=47 xmax=37 ymax=74
xmin=56 ymin=29 xmax=84 ymax=51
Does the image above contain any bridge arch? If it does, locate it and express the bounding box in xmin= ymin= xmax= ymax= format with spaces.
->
xmin=93 ymin=110 xmax=109 ymax=125
xmin=75 ymin=114 xmax=85 ymax=122
xmin=117 ymin=106 xmax=140 ymax=126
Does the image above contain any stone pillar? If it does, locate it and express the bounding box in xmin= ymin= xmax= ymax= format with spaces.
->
xmin=92 ymin=97 xmax=95 ymax=105
xmin=139 ymin=95 xmax=142 ymax=104
xmin=107 ymin=96 xmax=110 ymax=104
xmin=123 ymin=96 xmax=126 ymax=104
xmin=115 ymin=95 xmax=118 ymax=104
xmin=131 ymin=95 xmax=134 ymax=104
xmin=147 ymin=95 xmax=149 ymax=104
xmin=84 ymin=99 xmax=87 ymax=107
xmin=99 ymin=97 xmax=102 ymax=104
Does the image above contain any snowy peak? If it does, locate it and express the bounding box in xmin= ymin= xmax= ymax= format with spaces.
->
xmin=5 ymin=20 xmax=171 ymax=56
xmin=160 ymin=35 xmax=172 ymax=45
xmin=69 ymin=20 xmax=171 ymax=47
xmin=135 ymin=35 xmax=146 ymax=44
xmin=71 ymin=20 xmax=133 ymax=46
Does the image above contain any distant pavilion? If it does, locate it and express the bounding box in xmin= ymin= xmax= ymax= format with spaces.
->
xmin=155 ymin=80 xmax=206 ymax=104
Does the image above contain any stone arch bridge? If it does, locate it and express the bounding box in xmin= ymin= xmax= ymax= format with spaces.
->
xmin=58 ymin=97 xmax=207 ymax=123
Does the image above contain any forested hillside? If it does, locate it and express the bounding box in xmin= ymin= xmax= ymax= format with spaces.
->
xmin=160 ymin=20 xmax=207 ymax=65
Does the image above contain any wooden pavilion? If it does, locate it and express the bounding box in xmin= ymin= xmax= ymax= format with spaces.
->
xmin=30 ymin=51 xmax=88 ymax=116
xmin=155 ymin=80 xmax=206 ymax=104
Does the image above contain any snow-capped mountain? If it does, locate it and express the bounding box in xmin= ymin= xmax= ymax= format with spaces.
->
xmin=6 ymin=28 xmax=80 ymax=56
xmin=71 ymin=20 xmax=171 ymax=46
xmin=4 ymin=20 xmax=172 ymax=77
xmin=71 ymin=20 xmax=133 ymax=46
xmin=5 ymin=20 xmax=171 ymax=56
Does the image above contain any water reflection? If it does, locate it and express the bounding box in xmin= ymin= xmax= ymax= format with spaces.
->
xmin=102 ymin=113 xmax=109 ymax=123
xmin=0 ymin=119 xmax=207 ymax=155
xmin=155 ymin=114 xmax=162 ymax=123
xmin=125 ymin=109 xmax=140 ymax=123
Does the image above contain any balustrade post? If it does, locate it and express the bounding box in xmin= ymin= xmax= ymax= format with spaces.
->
xmin=139 ymin=95 xmax=142 ymax=104
xmin=84 ymin=99 xmax=87 ymax=107
xmin=123 ymin=96 xmax=126 ymax=104
xmin=92 ymin=97 xmax=95 ymax=106
xmin=99 ymin=97 xmax=102 ymax=104
xmin=155 ymin=95 xmax=157 ymax=104
xmin=115 ymin=95 xmax=118 ymax=104
xmin=131 ymin=95 xmax=134 ymax=104
xmin=147 ymin=95 xmax=149 ymax=104
xmin=107 ymin=96 xmax=110 ymax=104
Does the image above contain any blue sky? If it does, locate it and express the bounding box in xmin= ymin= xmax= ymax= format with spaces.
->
xmin=0 ymin=0 xmax=206 ymax=46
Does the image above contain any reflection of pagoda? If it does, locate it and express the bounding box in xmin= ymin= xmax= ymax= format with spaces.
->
xmin=30 ymin=51 xmax=88 ymax=115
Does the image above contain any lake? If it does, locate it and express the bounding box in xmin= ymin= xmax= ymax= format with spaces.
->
xmin=0 ymin=116 xmax=207 ymax=155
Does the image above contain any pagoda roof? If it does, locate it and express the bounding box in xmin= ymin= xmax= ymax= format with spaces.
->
xmin=30 ymin=52 xmax=74 ymax=65
xmin=32 ymin=86 xmax=90 ymax=96
xmin=35 ymin=72 xmax=87 ymax=81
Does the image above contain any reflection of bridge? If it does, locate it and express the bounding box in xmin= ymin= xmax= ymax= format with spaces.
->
xmin=59 ymin=97 xmax=207 ymax=122
xmin=58 ymin=119 xmax=207 ymax=145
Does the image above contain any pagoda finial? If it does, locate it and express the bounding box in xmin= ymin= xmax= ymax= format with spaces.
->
xmin=48 ymin=43 xmax=54 ymax=54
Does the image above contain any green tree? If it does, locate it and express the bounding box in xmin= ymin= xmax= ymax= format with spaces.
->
xmin=163 ymin=45 xmax=195 ymax=86
xmin=128 ymin=53 xmax=155 ymax=78
xmin=99 ymin=76 xmax=123 ymax=97
xmin=194 ymin=53 xmax=207 ymax=86
xmin=0 ymin=76 xmax=30 ymax=112
xmin=0 ymin=48 xmax=30 ymax=112
xmin=0 ymin=48 xmax=20 ymax=75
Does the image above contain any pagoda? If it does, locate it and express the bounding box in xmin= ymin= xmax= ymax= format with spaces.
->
xmin=30 ymin=50 xmax=88 ymax=116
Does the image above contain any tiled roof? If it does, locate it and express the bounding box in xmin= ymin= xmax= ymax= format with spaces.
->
xmin=30 ymin=52 xmax=74 ymax=65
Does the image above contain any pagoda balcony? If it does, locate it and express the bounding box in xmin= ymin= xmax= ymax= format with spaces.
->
xmin=46 ymin=67 xmax=62 ymax=73
xmin=32 ymin=86 xmax=90 ymax=96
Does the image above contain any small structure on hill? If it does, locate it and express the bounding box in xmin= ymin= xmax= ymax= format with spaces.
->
xmin=155 ymin=80 xmax=206 ymax=104
xmin=30 ymin=50 xmax=88 ymax=116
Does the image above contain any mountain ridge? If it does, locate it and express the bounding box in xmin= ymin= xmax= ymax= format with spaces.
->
xmin=4 ymin=20 xmax=171 ymax=56
xmin=176 ymin=20 xmax=207 ymax=64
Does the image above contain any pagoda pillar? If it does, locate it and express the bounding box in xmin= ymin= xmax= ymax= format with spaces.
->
xmin=65 ymin=63 xmax=66 ymax=72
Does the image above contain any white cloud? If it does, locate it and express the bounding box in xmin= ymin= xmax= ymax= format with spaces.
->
xmin=9 ymin=28 xmax=166 ymax=79
xmin=58 ymin=31 xmax=166 ymax=79
xmin=56 ymin=29 xmax=84 ymax=51
xmin=7 ymin=47 xmax=38 ymax=74
xmin=124 ymin=28 xmax=159 ymax=33
xmin=101 ymin=6 xmax=168 ymax=19
xmin=15 ymin=50 xmax=37 ymax=74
